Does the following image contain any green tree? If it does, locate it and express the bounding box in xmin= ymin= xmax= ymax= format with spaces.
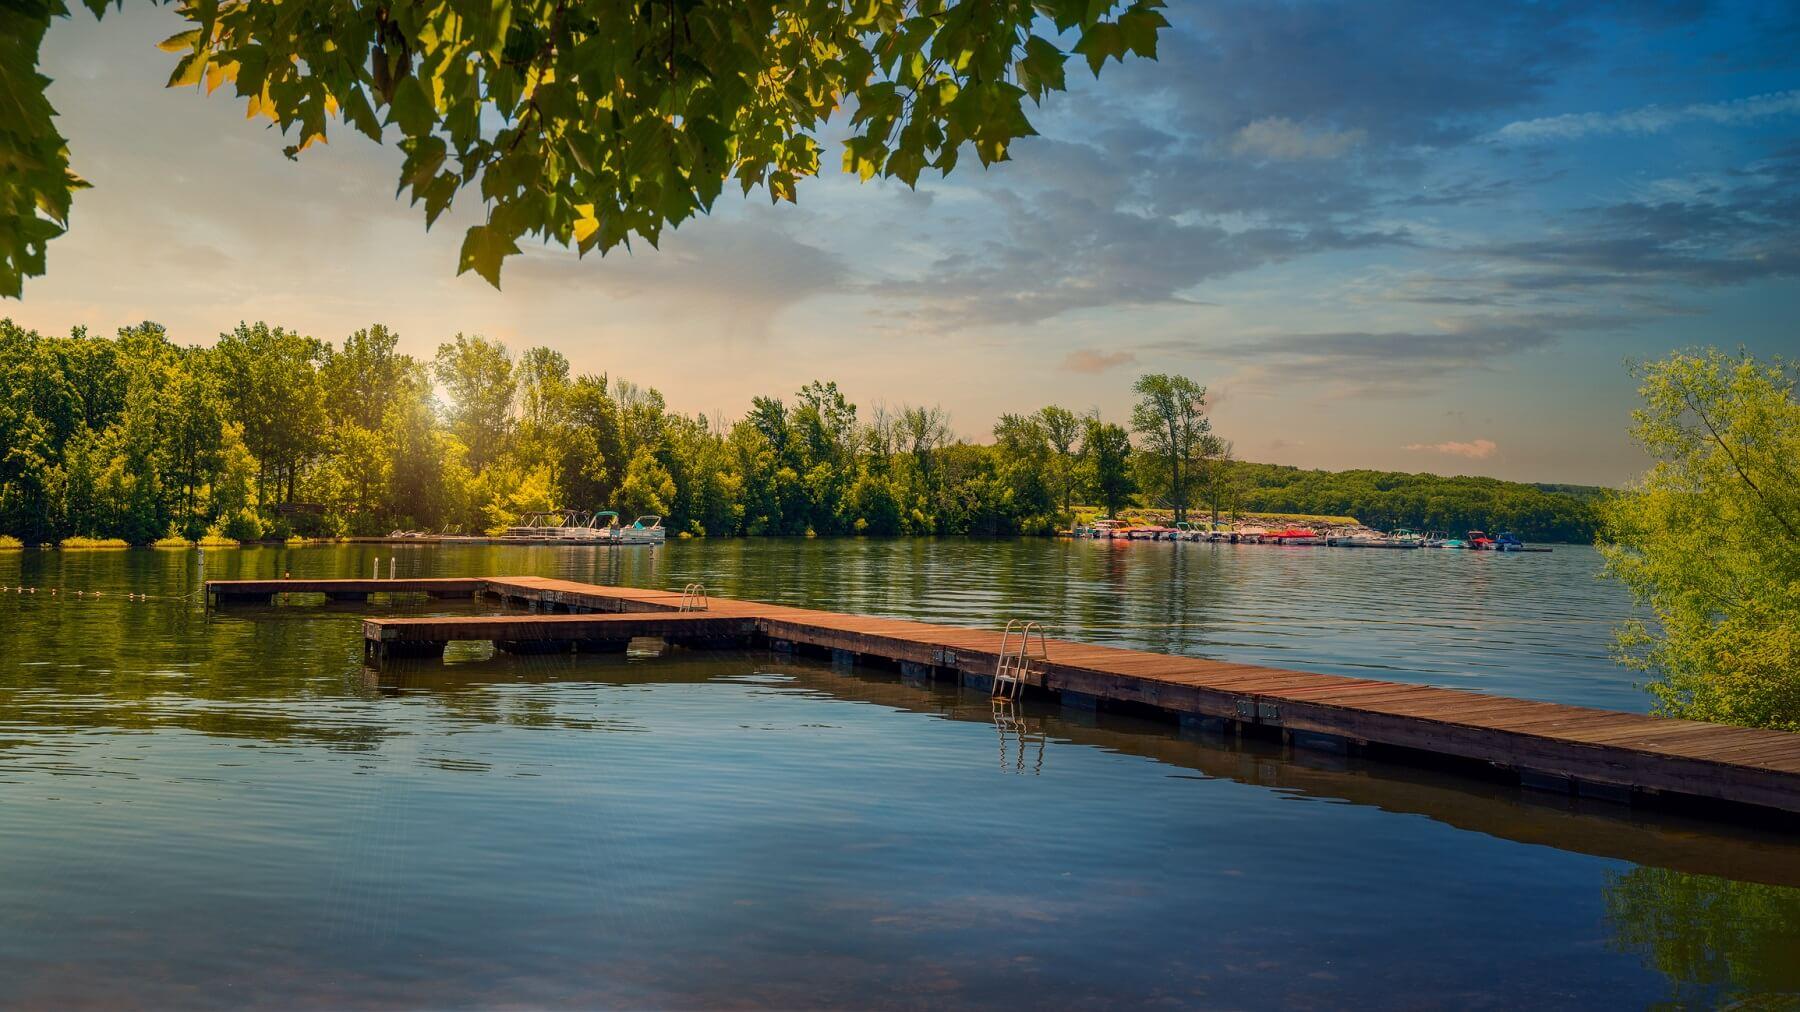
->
xmin=320 ymin=324 xmax=411 ymax=430
xmin=1036 ymin=405 xmax=1081 ymax=516
xmin=1599 ymin=349 xmax=1800 ymax=730
xmin=993 ymin=412 xmax=1053 ymax=530
xmin=4 ymin=1 xmax=1167 ymax=295
xmin=1081 ymin=415 xmax=1133 ymax=519
xmin=557 ymin=375 xmax=621 ymax=508
xmin=618 ymin=449 xmax=676 ymax=519
xmin=1130 ymin=373 xmax=1217 ymax=522
xmin=212 ymin=321 xmax=326 ymax=505
xmin=433 ymin=334 xmax=515 ymax=473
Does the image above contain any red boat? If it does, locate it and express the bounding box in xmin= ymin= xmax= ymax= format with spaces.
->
xmin=1466 ymin=530 xmax=1496 ymax=550
xmin=1263 ymin=527 xmax=1322 ymax=545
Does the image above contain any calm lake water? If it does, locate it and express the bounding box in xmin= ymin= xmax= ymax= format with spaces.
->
xmin=2 ymin=540 xmax=1798 ymax=1008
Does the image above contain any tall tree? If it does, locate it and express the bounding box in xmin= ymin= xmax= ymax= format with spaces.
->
xmin=1081 ymin=415 xmax=1134 ymax=519
xmin=432 ymin=334 xmax=515 ymax=473
xmin=1130 ymin=373 xmax=1216 ymax=523
xmin=1036 ymin=405 xmax=1081 ymax=515
xmin=320 ymin=324 xmax=410 ymax=430
xmin=558 ymin=375 xmax=621 ymax=508
xmin=213 ymin=321 xmax=326 ymax=504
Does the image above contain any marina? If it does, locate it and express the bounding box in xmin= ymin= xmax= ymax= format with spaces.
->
xmin=207 ymin=573 xmax=1800 ymax=819
xmin=383 ymin=512 xmax=667 ymax=545
xmin=1072 ymin=519 xmax=1554 ymax=550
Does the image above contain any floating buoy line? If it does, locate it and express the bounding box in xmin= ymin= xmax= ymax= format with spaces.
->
xmin=0 ymin=584 xmax=205 ymax=603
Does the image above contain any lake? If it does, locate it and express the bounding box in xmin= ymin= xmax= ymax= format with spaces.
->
xmin=2 ymin=539 xmax=1797 ymax=1008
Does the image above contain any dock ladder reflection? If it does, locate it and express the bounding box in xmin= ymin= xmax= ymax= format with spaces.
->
xmin=993 ymin=700 xmax=1048 ymax=774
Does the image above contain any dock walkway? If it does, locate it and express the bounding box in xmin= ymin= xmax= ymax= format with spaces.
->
xmin=205 ymin=575 xmax=1800 ymax=817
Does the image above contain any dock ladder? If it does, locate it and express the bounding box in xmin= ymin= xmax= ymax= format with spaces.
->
xmin=993 ymin=620 xmax=1048 ymax=701
xmin=679 ymin=583 xmax=709 ymax=612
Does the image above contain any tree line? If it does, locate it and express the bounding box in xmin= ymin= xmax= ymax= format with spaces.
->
xmin=0 ymin=319 xmax=1595 ymax=544
xmin=1219 ymin=463 xmax=1600 ymax=542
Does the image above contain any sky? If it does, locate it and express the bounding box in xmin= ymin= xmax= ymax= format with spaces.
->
xmin=11 ymin=2 xmax=1800 ymax=486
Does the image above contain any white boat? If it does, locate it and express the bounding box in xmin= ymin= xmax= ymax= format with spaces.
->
xmin=614 ymin=515 xmax=665 ymax=545
xmin=1331 ymin=526 xmax=1422 ymax=548
xmin=503 ymin=511 xmax=573 ymax=540
xmin=561 ymin=510 xmax=621 ymax=542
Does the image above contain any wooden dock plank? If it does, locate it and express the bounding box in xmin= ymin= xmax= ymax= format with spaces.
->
xmin=205 ymin=576 xmax=1800 ymax=815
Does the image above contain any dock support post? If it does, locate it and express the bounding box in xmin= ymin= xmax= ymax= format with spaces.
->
xmin=831 ymin=648 xmax=856 ymax=671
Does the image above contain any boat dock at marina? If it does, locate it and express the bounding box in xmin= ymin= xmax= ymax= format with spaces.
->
xmin=206 ymin=575 xmax=1800 ymax=819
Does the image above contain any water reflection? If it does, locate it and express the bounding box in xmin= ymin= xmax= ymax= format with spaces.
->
xmin=1605 ymin=868 xmax=1800 ymax=1007
xmin=0 ymin=542 xmax=1795 ymax=1008
xmin=991 ymin=699 xmax=1048 ymax=775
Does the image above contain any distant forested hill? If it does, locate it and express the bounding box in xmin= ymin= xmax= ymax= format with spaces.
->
xmin=1222 ymin=463 xmax=1604 ymax=543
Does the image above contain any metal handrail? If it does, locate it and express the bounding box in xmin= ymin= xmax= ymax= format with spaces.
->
xmin=679 ymin=582 xmax=708 ymax=612
xmin=993 ymin=619 xmax=1048 ymax=701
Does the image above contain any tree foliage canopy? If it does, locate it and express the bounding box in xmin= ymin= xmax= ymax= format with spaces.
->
xmin=1599 ymin=349 xmax=1800 ymax=731
xmin=1 ymin=0 xmax=1167 ymax=296
xmin=1130 ymin=373 xmax=1220 ymax=522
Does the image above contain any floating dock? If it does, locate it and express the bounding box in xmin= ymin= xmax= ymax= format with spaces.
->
xmin=206 ymin=576 xmax=1800 ymax=818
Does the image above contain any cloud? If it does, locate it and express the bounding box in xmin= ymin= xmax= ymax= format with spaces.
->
xmin=1221 ymin=319 xmax=1571 ymax=393
xmin=504 ymin=215 xmax=846 ymax=340
xmin=868 ymin=168 xmax=1405 ymax=326
xmin=1230 ymin=118 xmax=1366 ymax=160
xmin=1105 ymin=2 xmax=1601 ymax=147
xmin=1494 ymin=90 xmax=1800 ymax=143
xmin=1404 ymin=438 xmax=1498 ymax=459
xmin=1061 ymin=348 xmax=1137 ymax=374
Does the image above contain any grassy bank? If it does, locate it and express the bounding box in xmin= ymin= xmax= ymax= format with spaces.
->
xmin=57 ymin=537 xmax=131 ymax=550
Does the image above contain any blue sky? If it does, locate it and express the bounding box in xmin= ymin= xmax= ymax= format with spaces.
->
xmin=13 ymin=1 xmax=1800 ymax=485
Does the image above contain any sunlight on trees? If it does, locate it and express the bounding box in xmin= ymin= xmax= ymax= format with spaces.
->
xmin=0 ymin=318 xmax=1600 ymax=544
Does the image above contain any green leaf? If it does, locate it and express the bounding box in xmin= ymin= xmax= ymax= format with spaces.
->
xmin=457 ymin=223 xmax=519 ymax=289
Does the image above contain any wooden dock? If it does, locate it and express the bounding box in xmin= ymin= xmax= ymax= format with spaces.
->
xmin=206 ymin=578 xmax=484 ymax=605
xmin=206 ymin=576 xmax=1800 ymax=818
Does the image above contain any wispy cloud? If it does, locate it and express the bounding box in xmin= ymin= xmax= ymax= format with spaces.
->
xmin=1230 ymin=118 xmax=1366 ymax=160
xmin=1404 ymin=439 xmax=1498 ymax=459
xmin=1061 ymin=348 xmax=1137 ymax=374
xmin=1494 ymin=89 xmax=1800 ymax=142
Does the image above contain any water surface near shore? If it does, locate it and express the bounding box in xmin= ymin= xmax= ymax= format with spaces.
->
xmin=3 ymin=540 xmax=1797 ymax=1008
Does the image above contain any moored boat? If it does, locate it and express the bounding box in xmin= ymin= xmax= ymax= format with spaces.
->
xmin=614 ymin=515 xmax=666 ymax=545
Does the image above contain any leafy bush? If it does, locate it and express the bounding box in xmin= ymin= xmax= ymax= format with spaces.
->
xmin=196 ymin=525 xmax=240 ymax=547
xmin=221 ymin=509 xmax=263 ymax=543
xmin=1600 ymin=349 xmax=1800 ymax=730
xmin=0 ymin=535 xmax=22 ymax=549
xmin=58 ymin=537 xmax=129 ymax=549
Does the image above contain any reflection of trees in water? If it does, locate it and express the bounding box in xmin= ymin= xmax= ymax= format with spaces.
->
xmin=1605 ymin=866 xmax=1800 ymax=1007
